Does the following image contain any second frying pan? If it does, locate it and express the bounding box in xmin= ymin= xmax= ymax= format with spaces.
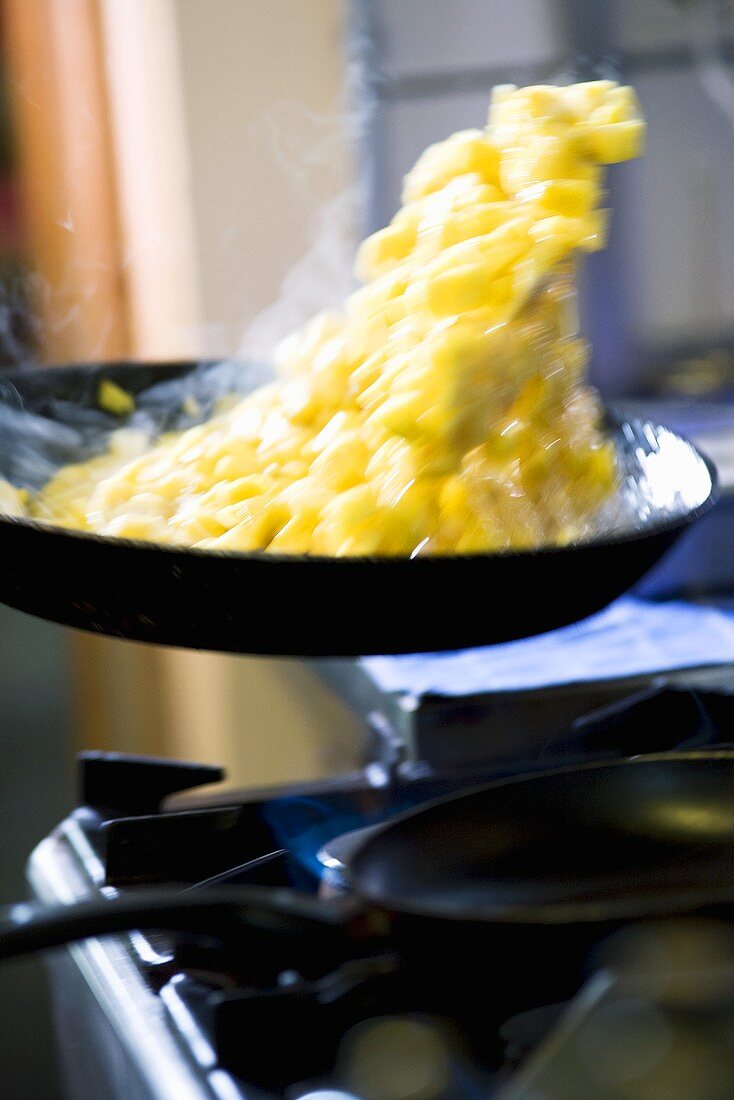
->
xmin=0 ymin=361 xmax=718 ymax=655
xmin=347 ymin=751 xmax=734 ymax=923
xmin=3 ymin=751 xmax=734 ymax=1019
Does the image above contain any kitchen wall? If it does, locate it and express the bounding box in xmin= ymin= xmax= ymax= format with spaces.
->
xmin=176 ymin=0 xmax=358 ymax=357
xmin=619 ymin=1 xmax=734 ymax=366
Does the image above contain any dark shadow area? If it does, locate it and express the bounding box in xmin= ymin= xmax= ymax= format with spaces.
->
xmin=0 ymin=605 xmax=72 ymax=1099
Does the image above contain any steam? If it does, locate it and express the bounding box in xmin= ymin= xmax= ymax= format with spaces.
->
xmin=237 ymin=190 xmax=357 ymax=364
xmin=0 ymin=379 xmax=102 ymax=490
xmin=0 ymin=269 xmax=39 ymax=367
xmin=250 ymin=99 xmax=353 ymax=204
xmin=236 ymin=15 xmax=375 ymax=365
xmin=0 ymin=360 xmax=273 ymax=492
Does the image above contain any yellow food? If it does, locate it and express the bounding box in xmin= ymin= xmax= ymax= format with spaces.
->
xmin=98 ymin=379 xmax=136 ymax=417
xmin=0 ymin=481 xmax=28 ymax=517
xmin=15 ymin=80 xmax=644 ymax=555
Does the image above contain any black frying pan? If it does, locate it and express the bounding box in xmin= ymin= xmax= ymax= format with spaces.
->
xmin=0 ymin=361 xmax=718 ymax=656
xmin=4 ymin=752 xmax=734 ymax=1010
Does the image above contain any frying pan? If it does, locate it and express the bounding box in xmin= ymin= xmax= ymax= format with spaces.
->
xmin=0 ymin=360 xmax=718 ymax=656
xmin=4 ymin=751 xmax=734 ymax=1008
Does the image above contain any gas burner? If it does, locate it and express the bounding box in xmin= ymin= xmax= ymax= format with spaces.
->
xmin=27 ymin=677 xmax=734 ymax=1100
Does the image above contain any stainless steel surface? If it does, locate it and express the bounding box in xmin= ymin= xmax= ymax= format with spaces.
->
xmin=312 ymin=662 xmax=734 ymax=774
xmin=27 ymin=821 xmax=216 ymax=1100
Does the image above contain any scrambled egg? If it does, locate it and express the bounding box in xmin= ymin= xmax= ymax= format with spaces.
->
xmin=16 ymin=81 xmax=644 ymax=555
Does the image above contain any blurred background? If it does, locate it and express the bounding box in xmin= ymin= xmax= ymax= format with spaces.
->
xmin=1 ymin=0 xmax=734 ymax=1095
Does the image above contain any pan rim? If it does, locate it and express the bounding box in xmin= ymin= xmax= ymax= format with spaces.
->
xmin=346 ymin=749 xmax=734 ymax=925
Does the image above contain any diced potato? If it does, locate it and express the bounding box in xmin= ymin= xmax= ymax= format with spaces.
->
xmin=586 ymin=118 xmax=645 ymax=163
xmin=356 ymin=221 xmax=417 ymax=280
xmin=369 ymin=391 xmax=426 ymax=438
xmin=521 ymin=178 xmax=596 ymax=217
xmin=501 ymin=133 xmax=590 ymax=194
xmin=0 ymin=479 xmax=28 ymax=517
xmin=560 ymin=80 xmax=617 ymax=115
xmin=267 ymin=513 xmax=318 ymax=553
xmin=426 ymin=264 xmax=489 ymax=316
xmin=438 ymin=203 xmax=513 ymax=248
xmin=308 ymin=432 xmax=369 ymax=490
xmin=98 ymin=379 xmax=135 ymax=417
xmin=403 ymin=130 xmax=500 ymax=202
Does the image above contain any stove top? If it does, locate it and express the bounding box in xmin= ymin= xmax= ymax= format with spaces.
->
xmin=27 ymin=681 xmax=734 ymax=1100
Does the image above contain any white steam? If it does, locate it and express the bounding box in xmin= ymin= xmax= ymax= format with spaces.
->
xmin=237 ymin=190 xmax=357 ymax=365
xmin=235 ymin=16 xmax=374 ymax=366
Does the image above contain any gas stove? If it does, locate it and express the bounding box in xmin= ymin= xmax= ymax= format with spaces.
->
xmin=26 ymin=674 xmax=734 ymax=1100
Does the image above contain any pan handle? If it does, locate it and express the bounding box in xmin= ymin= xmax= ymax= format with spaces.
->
xmin=0 ymin=886 xmax=372 ymax=965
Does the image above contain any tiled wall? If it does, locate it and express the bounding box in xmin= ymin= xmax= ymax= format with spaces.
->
xmin=358 ymin=0 xmax=734 ymax=395
xmin=617 ymin=0 xmax=734 ymax=53
xmin=622 ymin=68 xmax=734 ymax=351
xmin=372 ymin=0 xmax=563 ymax=78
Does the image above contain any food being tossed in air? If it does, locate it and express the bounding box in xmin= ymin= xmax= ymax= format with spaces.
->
xmin=17 ymin=80 xmax=644 ymax=555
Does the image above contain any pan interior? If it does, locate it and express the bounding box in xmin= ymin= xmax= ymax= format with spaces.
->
xmin=0 ymin=362 xmax=717 ymax=549
xmin=348 ymin=757 xmax=734 ymax=922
